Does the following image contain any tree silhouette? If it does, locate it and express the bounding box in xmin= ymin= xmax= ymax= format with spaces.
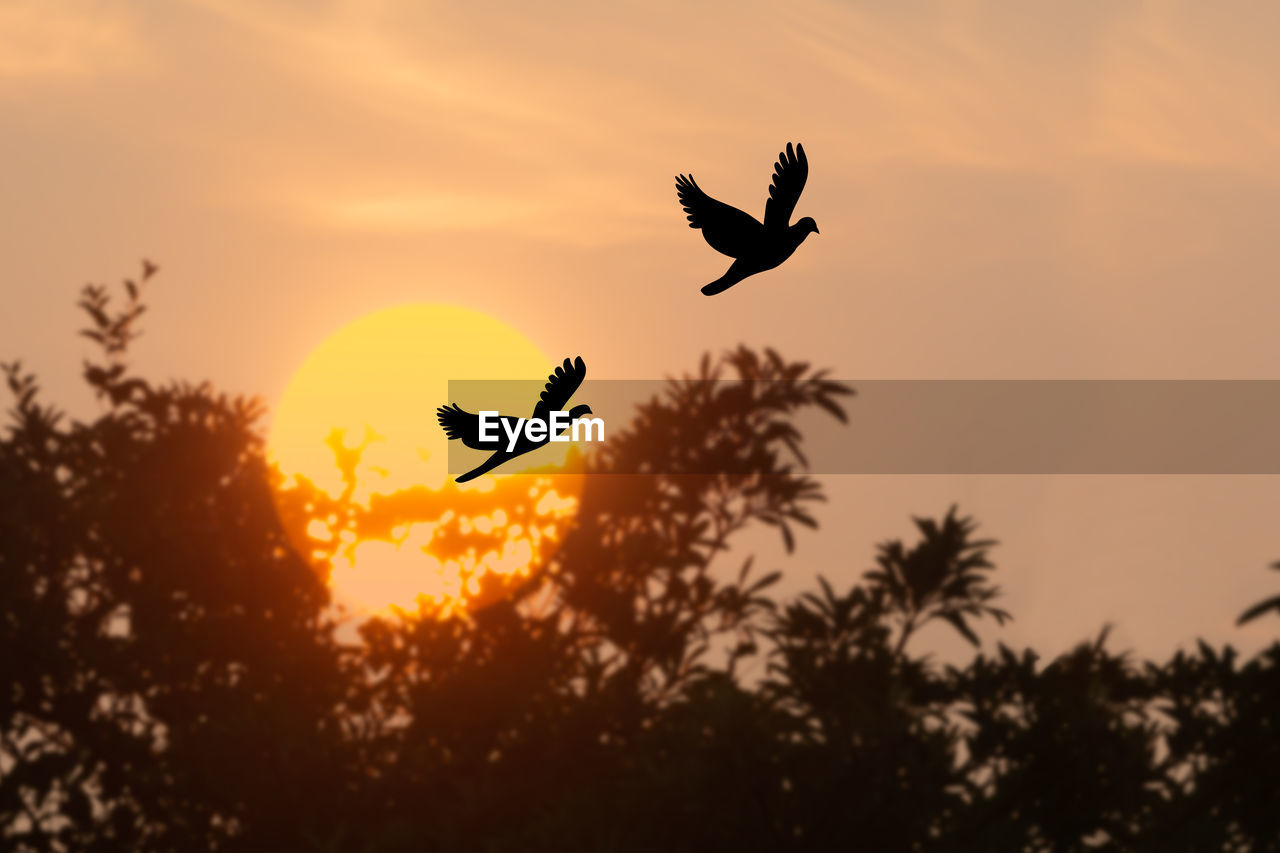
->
xmin=2 ymin=269 xmax=350 ymax=849
xmin=2 ymin=266 xmax=1278 ymax=851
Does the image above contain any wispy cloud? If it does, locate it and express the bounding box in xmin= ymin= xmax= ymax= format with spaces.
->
xmin=0 ymin=1 xmax=141 ymax=83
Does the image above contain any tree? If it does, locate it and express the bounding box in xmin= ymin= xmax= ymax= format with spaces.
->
xmin=2 ymin=269 xmax=350 ymax=850
xmin=2 ymin=266 xmax=1278 ymax=851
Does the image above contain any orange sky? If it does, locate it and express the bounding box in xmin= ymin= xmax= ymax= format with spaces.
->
xmin=3 ymin=0 xmax=1279 ymax=658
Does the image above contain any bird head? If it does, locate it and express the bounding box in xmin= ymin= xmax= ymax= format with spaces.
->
xmin=569 ymin=404 xmax=594 ymax=419
xmin=797 ymin=216 xmax=819 ymax=236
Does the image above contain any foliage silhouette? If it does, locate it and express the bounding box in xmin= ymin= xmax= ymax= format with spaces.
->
xmin=2 ymin=266 xmax=1279 ymax=851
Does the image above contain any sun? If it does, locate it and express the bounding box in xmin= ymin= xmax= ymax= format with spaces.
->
xmin=267 ymin=304 xmax=583 ymax=619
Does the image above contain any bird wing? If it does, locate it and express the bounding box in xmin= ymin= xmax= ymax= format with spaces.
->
xmin=437 ymin=404 xmax=492 ymax=451
xmin=763 ymin=142 xmax=808 ymax=229
xmin=531 ymin=356 xmax=586 ymax=421
xmin=675 ymin=174 xmax=762 ymax=257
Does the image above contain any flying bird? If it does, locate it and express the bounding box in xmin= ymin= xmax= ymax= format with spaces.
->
xmin=675 ymin=142 xmax=819 ymax=295
xmin=437 ymin=356 xmax=592 ymax=483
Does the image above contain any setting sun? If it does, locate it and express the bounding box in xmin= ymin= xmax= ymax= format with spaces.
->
xmin=268 ymin=304 xmax=582 ymax=618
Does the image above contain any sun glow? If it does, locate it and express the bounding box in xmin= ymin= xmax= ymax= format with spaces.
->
xmin=268 ymin=304 xmax=583 ymax=618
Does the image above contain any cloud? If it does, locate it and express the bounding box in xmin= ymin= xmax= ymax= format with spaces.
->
xmin=1083 ymin=3 xmax=1280 ymax=173
xmin=0 ymin=2 xmax=141 ymax=83
xmin=309 ymin=193 xmax=541 ymax=231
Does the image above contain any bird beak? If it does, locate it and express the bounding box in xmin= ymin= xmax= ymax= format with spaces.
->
xmin=814 ymin=226 xmax=820 ymax=235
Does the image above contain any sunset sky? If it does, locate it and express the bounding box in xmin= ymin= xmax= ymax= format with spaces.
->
xmin=3 ymin=0 xmax=1280 ymax=657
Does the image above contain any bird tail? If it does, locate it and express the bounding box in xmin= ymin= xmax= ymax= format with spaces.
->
xmin=701 ymin=272 xmax=745 ymax=296
xmin=455 ymin=454 xmax=507 ymax=483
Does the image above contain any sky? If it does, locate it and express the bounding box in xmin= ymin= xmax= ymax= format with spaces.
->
xmin=3 ymin=0 xmax=1280 ymax=660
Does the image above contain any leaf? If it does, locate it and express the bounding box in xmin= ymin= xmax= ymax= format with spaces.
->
xmin=745 ymin=571 xmax=782 ymax=596
xmin=1237 ymin=595 xmax=1280 ymax=625
xmin=814 ymin=395 xmax=848 ymax=424
xmin=788 ymin=510 xmax=818 ymax=529
xmin=940 ymin=611 xmax=980 ymax=647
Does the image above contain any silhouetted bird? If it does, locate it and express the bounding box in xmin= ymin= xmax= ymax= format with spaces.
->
xmin=437 ymin=356 xmax=592 ymax=483
xmin=676 ymin=142 xmax=819 ymax=295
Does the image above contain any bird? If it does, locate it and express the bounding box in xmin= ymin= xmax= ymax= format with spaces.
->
xmin=675 ymin=142 xmax=819 ymax=295
xmin=437 ymin=356 xmax=592 ymax=483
